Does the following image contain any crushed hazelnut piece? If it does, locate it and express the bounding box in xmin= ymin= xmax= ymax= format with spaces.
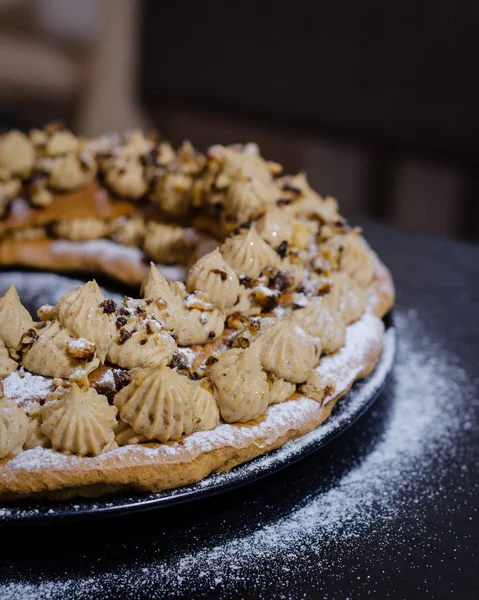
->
xmin=118 ymin=328 xmax=132 ymax=344
xmin=99 ymin=298 xmax=116 ymax=314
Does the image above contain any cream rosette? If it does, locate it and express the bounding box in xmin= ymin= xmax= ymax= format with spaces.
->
xmin=0 ymin=130 xmax=35 ymax=176
xmin=43 ymin=130 xmax=79 ymax=155
xmin=143 ymin=223 xmax=191 ymax=264
xmin=110 ymin=216 xmax=146 ymax=247
xmin=152 ymin=171 xmax=192 ymax=217
xmin=23 ymin=414 xmax=50 ymax=450
xmin=107 ymin=323 xmax=176 ymax=370
xmin=209 ymin=143 xmax=274 ymax=186
xmin=40 ymin=385 xmax=117 ymax=456
xmin=280 ymin=256 xmax=305 ymax=290
xmin=322 ymin=232 xmax=375 ymax=287
xmin=253 ymin=320 xmax=321 ymax=384
xmin=150 ymin=141 xmax=203 ymax=217
xmin=186 ymin=248 xmax=240 ymax=310
xmin=0 ymin=285 xmax=34 ymax=351
xmin=278 ymin=172 xmax=340 ymax=223
xmin=0 ymin=179 xmax=21 ymax=213
xmin=115 ymin=420 xmax=148 ymax=446
xmin=53 ymin=218 xmax=107 ymax=241
xmin=171 ymin=283 xmax=225 ymax=346
xmin=224 ymin=177 xmax=278 ymax=224
xmin=114 ymin=366 xmax=218 ymax=442
xmin=0 ymin=340 xmax=18 ymax=377
xmin=104 ymin=156 xmax=148 ymax=200
xmin=256 ymin=207 xmax=293 ymax=248
xmin=208 ymin=348 xmax=270 ymax=423
xmin=0 ymin=395 xmax=29 ymax=459
xmin=221 ymin=226 xmax=280 ymax=278
xmin=291 ymin=296 xmax=346 ymax=355
xmin=56 ymin=281 xmax=115 ymax=361
xmin=329 ymin=271 xmax=367 ymax=325
xmin=22 ymin=321 xmax=100 ymax=379
xmin=116 ymin=130 xmax=154 ymax=159
xmin=267 ymin=375 xmax=297 ymax=405
xmin=48 ymin=151 xmax=97 ymax=191
xmin=191 ymin=383 xmax=220 ymax=431
xmin=141 ymin=264 xmax=180 ymax=332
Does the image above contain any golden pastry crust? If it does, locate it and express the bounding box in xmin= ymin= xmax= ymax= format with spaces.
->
xmin=0 ymin=238 xmax=151 ymax=285
xmin=0 ymin=128 xmax=395 ymax=502
xmin=0 ymin=262 xmax=393 ymax=501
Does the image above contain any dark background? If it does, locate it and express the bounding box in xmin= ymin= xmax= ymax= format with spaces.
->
xmin=0 ymin=0 xmax=478 ymax=239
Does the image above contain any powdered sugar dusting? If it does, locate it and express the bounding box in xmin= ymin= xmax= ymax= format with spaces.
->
xmin=51 ymin=239 xmax=186 ymax=282
xmin=175 ymin=347 xmax=197 ymax=369
xmin=1 ymin=309 xmax=476 ymax=598
xmin=52 ymin=239 xmax=145 ymax=264
xmin=2 ymin=369 xmax=53 ymax=410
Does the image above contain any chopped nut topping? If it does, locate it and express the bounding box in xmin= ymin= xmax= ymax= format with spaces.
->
xmin=281 ymin=183 xmax=302 ymax=195
xmin=66 ymin=339 xmax=96 ymax=362
xmin=99 ymin=298 xmax=117 ymax=314
xmin=114 ymin=369 xmax=131 ymax=391
xmin=205 ymin=355 xmax=219 ymax=365
xmin=226 ymin=312 xmax=247 ymax=330
xmin=118 ymin=328 xmax=132 ymax=344
xmin=276 ymin=240 xmax=288 ymax=258
xmin=37 ymin=304 xmax=57 ymax=321
xmin=271 ymin=270 xmax=294 ymax=292
xmin=237 ymin=336 xmax=251 ymax=349
xmin=253 ymin=287 xmax=279 ymax=312
xmin=239 ymin=275 xmax=253 ymax=289
xmin=116 ymin=315 xmax=128 ymax=329
xmin=21 ymin=328 xmax=39 ymax=345
xmin=170 ymin=353 xmax=189 ymax=369
xmin=210 ymin=268 xmax=228 ymax=281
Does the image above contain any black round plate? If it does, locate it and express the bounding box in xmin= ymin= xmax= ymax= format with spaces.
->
xmin=0 ymin=271 xmax=396 ymax=525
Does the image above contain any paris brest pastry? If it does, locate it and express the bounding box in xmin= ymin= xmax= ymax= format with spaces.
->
xmin=0 ymin=125 xmax=395 ymax=501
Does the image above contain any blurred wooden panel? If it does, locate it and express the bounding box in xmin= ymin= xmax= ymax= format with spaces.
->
xmin=141 ymin=0 xmax=479 ymax=162
xmin=391 ymin=160 xmax=462 ymax=236
xmin=301 ymin=139 xmax=370 ymax=218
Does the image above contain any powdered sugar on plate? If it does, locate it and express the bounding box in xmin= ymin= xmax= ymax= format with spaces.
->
xmin=1 ymin=308 xmax=476 ymax=599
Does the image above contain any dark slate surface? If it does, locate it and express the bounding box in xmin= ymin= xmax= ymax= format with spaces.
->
xmin=0 ymin=219 xmax=478 ymax=599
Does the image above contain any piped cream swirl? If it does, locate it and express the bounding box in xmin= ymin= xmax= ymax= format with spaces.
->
xmin=252 ymin=320 xmax=321 ymax=383
xmin=208 ymin=348 xmax=270 ymax=423
xmin=114 ymin=366 xmax=219 ymax=441
xmin=221 ymin=226 xmax=280 ymax=278
xmin=56 ymin=281 xmax=114 ymax=361
xmin=0 ymin=285 xmax=34 ymax=351
xmin=0 ymin=395 xmax=29 ymax=459
xmin=186 ymin=248 xmax=240 ymax=310
xmin=40 ymin=384 xmax=117 ymax=456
